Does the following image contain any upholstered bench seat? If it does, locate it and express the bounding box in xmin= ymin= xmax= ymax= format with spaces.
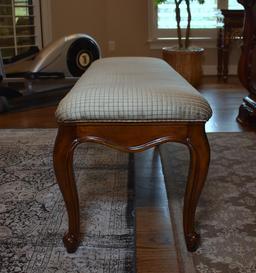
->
xmin=53 ymin=57 xmax=212 ymax=254
xmin=56 ymin=57 xmax=211 ymax=122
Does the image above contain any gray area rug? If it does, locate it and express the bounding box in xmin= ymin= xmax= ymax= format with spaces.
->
xmin=160 ymin=132 xmax=256 ymax=273
xmin=0 ymin=129 xmax=134 ymax=273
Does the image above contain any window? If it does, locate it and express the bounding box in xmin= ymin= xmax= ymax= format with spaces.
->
xmin=149 ymin=0 xmax=243 ymax=43
xmin=157 ymin=0 xmax=219 ymax=29
xmin=0 ymin=0 xmax=42 ymax=61
xmin=228 ymin=0 xmax=243 ymax=9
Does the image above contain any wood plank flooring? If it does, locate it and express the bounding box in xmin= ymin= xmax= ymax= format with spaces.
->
xmin=0 ymin=76 xmax=253 ymax=273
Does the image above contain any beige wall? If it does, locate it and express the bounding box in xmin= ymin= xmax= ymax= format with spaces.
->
xmin=51 ymin=0 xmax=107 ymax=53
xmin=50 ymin=0 xmax=241 ymax=73
xmin=51 ymin=0 xmax=158 ymax=57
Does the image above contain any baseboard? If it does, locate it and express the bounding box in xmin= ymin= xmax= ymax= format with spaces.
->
xmin=203 ymin=65 xmax=238 ymax=76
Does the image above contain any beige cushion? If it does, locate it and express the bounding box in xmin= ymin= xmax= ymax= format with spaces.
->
xmin=56 ymin=57 xmax=212 ymax=122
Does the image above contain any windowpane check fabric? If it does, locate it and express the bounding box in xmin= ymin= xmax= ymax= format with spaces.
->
xmin=56 ymin=57 xmax=212 ymax=122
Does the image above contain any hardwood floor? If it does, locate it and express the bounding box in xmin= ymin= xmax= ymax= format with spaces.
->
xmin=0 ymin=105 xmax=57 ymax=128
xmin=135 ymin=149 xmax=181 ymax=273
xmin=0 ymin=76 xmax=254 ymax=273
xmin=201 ymin=78 xmax=249 ymax=132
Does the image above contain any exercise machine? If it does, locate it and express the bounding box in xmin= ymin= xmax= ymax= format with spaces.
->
xmin=4 ymin=33 xmax=101 ymax=79
xmin=0 ymin=33 xmax=101 ymax=112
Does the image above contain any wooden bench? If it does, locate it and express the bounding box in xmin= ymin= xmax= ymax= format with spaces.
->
xmin=53 ymin=57 xmax=212 ymax=253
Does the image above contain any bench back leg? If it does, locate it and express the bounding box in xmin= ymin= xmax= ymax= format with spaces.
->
xmin=183 ymin=125 xmax=210 ymax=251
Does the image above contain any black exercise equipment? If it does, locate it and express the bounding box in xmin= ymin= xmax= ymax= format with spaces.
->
xmin=0 ymin=34 xmax=101 ymax=113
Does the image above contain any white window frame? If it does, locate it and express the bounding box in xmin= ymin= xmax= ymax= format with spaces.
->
xmin=148 ymin=0 xmax=243 ymax=50
xmin=148 ymin=0 xmax=220 ymax=49
xmin=33 ymin=0 xmax=42 ymax=49
xmin=40 ymin=0 xmax=52 ymax=46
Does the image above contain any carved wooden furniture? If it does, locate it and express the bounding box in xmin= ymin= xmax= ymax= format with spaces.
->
xmin=53 ymin=57 xmax=212 ymax=254
xmin=237 ymin=0 xmax=256 ymax=125
xmin=217 ymin=9 xmax=244 ymax=82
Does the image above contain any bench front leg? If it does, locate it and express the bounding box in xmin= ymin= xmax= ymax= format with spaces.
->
xmin=53 ymin=126 xmax=80 ymax=253
xmin=183 ymin=124 xmax=210 ymax=252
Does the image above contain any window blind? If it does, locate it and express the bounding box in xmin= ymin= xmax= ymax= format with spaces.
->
xmin=0 ymin=0 xmax=41 ymax=61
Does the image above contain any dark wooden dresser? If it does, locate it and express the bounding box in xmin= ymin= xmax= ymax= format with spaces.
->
xmin=217 ymin=9 xmax=244 ymax=82
xmin=237 ymin=0 xmax=256 ymax=126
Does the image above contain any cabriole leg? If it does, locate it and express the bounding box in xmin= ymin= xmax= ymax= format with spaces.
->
xmin=183 ymin=124 xmax=210 ymax=252
xmin=53 ymin=126 xmax=80 ymax=253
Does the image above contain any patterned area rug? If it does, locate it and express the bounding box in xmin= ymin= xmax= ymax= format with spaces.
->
xmin=0 ymin=129 xmax=134 ymax=273
xmin=160 ymin=132 xmax=256 ymax=273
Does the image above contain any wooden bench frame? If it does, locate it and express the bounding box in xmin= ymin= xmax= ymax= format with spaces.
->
xmin=53 ymin=121 xmax=210 ymax=253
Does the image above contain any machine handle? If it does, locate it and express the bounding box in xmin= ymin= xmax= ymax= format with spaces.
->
xmin=24 ymin=72 xmax=65 ymax=80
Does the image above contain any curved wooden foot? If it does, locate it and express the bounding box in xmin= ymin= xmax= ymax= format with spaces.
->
xmin=53 ymin=126 xmax=80 ymax=253
xmin=237 ymin=96 xmax=256 ymax=127
xmin=184 ymin=125 xmax=210 ymax=252
xmin=63 ymin=232 xmax=80 ymax=253
xmin=185 ymin=232 xmax=200 ymax=252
